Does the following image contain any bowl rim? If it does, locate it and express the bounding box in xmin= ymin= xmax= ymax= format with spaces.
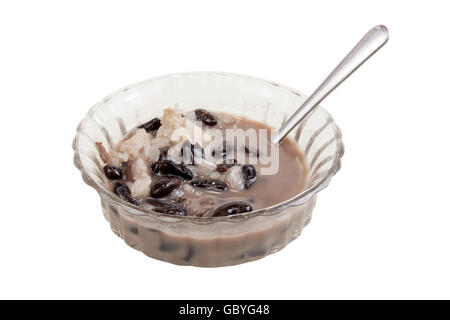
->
xmin=73 ymin=71 xmax=344 ymax=224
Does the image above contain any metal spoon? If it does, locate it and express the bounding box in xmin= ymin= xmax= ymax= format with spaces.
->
xmin=270 ymin=25 xmax=389 ymax=144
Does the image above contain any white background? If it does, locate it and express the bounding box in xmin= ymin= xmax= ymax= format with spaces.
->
xmin=1 ymin=0 xmax=449 ymax=300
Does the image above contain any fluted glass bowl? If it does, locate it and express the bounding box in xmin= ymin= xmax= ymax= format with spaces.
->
xmin=73 ymin=72 xmax=344 ymax=267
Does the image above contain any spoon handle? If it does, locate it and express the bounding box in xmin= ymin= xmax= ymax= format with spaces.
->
xmin=271 ymin=25 xmax=389 ymax=144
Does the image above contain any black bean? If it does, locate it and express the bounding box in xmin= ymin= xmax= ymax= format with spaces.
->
xmin=150 ymin=162 xmax=159 ymax=174
xmin=103 ymin=165 xmax=123 ymax=180
xmin=127 ymin=197 xmax=140 ymax=206
xmin=195 ymin=109 xmax=217 ymax=126
xmin=242 ymin=164 xmax=257 ymax=189
xmin=152 ymin=206 xmax=187 ymax=216
xmin=213 ymin=201 xmax=253 ymax=217
xmin=190 ymin=179 xmax=228 ymax=192
xmin=158 ymin=146 xmax=169 ymax=161
xmin=150 ymin=176 xmax=183 ymax=198
xmin=113 ymin=182 xmax=140 ymax=206
xmin=150 ymin=160 xmax=194 ymax=180
xmin=138 ymin=118 xmax=161 ymax=132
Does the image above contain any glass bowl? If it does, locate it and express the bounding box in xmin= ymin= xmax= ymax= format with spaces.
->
xmin=73 ymin=72 xmax=344 ymax=267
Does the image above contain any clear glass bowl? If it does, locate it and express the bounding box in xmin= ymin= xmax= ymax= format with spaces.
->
xmin=73 ymin=72 xmax=344 ymax=267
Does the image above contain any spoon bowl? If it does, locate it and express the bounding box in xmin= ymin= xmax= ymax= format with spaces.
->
xmin=271 ymin=25 xmax=389 ymax=144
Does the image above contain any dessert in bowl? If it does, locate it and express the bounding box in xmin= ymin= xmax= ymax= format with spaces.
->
xmin=73 ymin=72 xmax=344 ymax=267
